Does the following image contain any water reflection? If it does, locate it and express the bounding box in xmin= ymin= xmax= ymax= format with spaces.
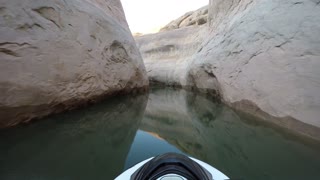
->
xmin=137 ymin=88 xmax=320 ymax=179
xmin=0 ymin=94 xmax=148 ymax=180
xmin=1 ymin=88 xmax=320 ymax=180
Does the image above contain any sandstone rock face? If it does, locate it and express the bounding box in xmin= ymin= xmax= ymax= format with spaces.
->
xmin=136 ymin=26 xmax=207 ymax=86
xmin=160 ymin=6 xmax=208 ymax=32
xmin=188 ymin=0 xmax=320 ymax=139
xmin=0 ymin=0 xmax=148 ymax=127
xmin=137 ymin=0 xmax=320 ymax=140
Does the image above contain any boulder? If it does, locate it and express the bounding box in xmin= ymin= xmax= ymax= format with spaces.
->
xmin=0 ymin=0 xmax=148 ymax=127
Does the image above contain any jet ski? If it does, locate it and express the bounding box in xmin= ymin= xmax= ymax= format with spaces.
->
xmin=116 ymin=153 xmax=229 ymax=180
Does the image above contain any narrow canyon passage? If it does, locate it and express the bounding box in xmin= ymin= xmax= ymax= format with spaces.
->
xmin=1 ymin=0 xmax=320 ymax=179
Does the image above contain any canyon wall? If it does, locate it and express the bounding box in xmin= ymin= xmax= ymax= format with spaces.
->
xmin=188 ymin=0 xmax=320 ymax=140
xmin=135 ymin=6 xmax=208 ymax=86
xmin=136 ymin=0 xmax=320 ymax=140
xmin=0 ymin=0 xmax=148 ymax=127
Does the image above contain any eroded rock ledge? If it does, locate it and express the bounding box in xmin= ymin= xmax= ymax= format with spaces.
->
xmin=136 ymin=0 xmax=320 ymax=141
xmin=0 ymin=0 xmax=148 ymax=127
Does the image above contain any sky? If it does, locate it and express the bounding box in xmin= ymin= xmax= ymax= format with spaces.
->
xmin=120 ymin=0 xmax=208 ymax=34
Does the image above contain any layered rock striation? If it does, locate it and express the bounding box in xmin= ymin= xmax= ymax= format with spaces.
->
xmin=0 ymin=0 xmax=148 ymax=127
xmin=136 ymin=0 xmax=320 ymax=140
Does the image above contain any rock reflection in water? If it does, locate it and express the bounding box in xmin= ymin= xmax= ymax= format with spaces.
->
xmin=1 ymin=88 xmax=319 ymax=180
xmin=140 ymin=88 xmax=320 ymax=179
xmin=0 ymin=94 xmax=148 ymax=180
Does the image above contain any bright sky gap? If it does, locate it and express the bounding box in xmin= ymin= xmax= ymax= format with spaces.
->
xmin=120 ymin=0 xmax=208 ymax=34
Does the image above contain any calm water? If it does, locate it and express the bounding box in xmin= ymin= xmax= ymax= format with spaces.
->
xmin=1 ymin=88 xmax=320 ymax=180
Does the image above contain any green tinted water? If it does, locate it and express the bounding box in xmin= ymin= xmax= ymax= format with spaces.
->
xmin=1 ymin=88 xmax=320 ymax=179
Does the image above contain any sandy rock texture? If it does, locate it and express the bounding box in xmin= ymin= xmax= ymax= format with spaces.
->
xmin=0 ymin=0 xmax=148 ymax=127
xmin=137 ymin=0 xmax=320 ymax=140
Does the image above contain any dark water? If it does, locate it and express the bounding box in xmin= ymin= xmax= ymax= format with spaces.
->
xmin=1 ymin=88 xmax=320 ymax=180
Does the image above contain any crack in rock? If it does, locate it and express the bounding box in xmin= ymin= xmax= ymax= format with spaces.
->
xmin=0 ymin=48 xmax=20 ymax=57
xmin=32 ymin=7 xmax=61 ymax=28
xmin=16 ymin=23 xmax=45 ymax=30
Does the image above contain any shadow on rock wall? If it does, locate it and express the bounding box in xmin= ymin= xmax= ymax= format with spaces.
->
xmin=0 ymin=94 xmax=148 ymax=180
